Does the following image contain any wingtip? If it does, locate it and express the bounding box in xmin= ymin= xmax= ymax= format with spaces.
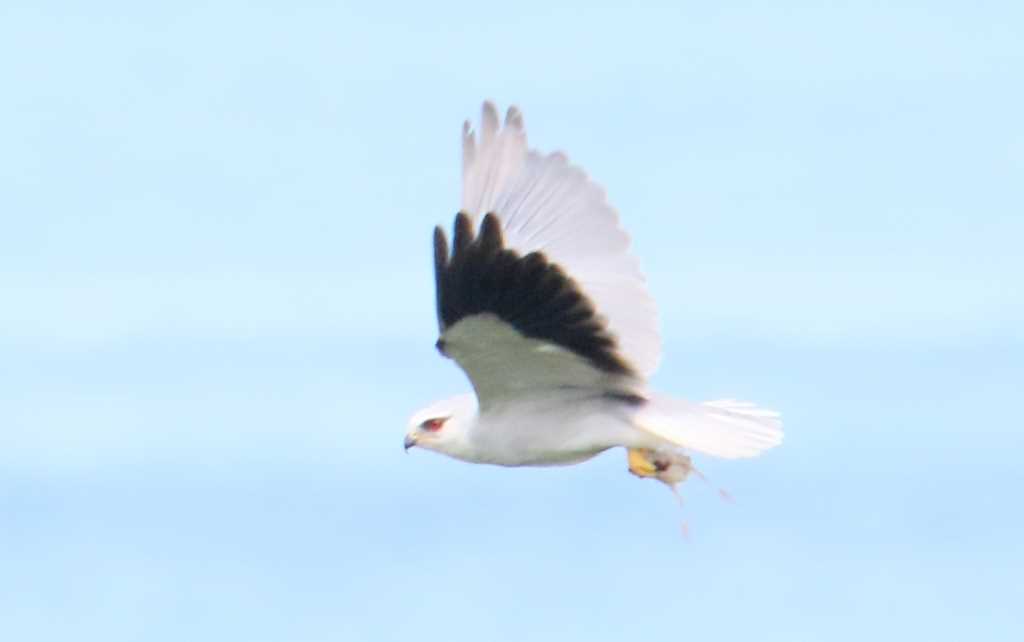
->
xmin=479 ymin=212 xmax=504 ymax=251
xmin=505 ymin=105 xmax=524 ymax=131
xmin=461 ymin=119 xmax=475 ymax=165
xmin=452 ymin=211 xmax=475 ymax=253
xmin=433 ymin=225 xmax=450 ymax=271
xmin=481 ymin=101 xmax=500 ymax=142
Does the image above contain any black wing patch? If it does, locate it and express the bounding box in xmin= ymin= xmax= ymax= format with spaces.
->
xmin=433 ymin=211 xmax=635 ymax=376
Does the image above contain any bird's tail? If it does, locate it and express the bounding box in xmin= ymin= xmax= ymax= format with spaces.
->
xmin=633 ymin=394 xmax=783 ymax=459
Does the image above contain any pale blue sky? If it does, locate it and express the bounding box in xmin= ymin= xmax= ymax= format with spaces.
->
xmin=2 ymin=2 xmax=1023 ymax=641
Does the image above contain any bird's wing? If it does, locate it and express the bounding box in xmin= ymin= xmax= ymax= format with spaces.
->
xmin=434 ymin=212 xmax=641 ymax=408
xmin=458 ymin=102 xmax=661 ymax=379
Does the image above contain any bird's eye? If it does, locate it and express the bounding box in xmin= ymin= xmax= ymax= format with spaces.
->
xmin=420 ymin=418 xmax=446 ymax=432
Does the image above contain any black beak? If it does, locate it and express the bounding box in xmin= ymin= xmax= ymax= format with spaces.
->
xmin=404 ymin=435 xmax=417 ymax=451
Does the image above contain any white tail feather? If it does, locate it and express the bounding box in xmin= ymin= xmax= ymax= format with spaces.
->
xmin=635 ymin=394 xmax=783 ymax=459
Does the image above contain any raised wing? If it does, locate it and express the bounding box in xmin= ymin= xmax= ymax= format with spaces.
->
xmin=435 ymin=212 xmax=638 ymax=407
xmin=459 ymin=102 xmax=661 ymax=378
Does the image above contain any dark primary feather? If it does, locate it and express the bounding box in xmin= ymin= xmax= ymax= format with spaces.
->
xmin=434 ymin=211 xmax=635 ymax=376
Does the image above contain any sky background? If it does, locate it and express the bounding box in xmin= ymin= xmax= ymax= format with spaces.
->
xmin=2 ymin=1 xmax=1023 ymax=640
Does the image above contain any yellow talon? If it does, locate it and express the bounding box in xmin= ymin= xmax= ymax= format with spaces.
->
xmin=627 ymin=448 xmax=659 ymax=478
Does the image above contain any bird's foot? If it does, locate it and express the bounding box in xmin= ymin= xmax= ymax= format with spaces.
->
xmin=627 ymin=448 xmax=693 ymax=486
xmin=627 ymin=448 xmax=733 ymax=537
xmin=627 ymin=448 xmax=661 ymax=478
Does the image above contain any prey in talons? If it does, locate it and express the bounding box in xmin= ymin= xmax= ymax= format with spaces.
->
xmin=627 ymin=447 xmax=693 ymax=498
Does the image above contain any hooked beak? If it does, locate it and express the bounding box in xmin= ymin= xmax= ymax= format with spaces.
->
xmin=404 ymin=434 xmax=417 ymax=451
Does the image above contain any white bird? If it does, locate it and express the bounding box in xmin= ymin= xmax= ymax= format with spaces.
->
xmin=405 ymin=102 xmax=782 ymax=494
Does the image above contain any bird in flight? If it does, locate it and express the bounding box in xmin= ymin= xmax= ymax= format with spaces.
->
xmin=405 ymin=102 xmax=782 ymax=498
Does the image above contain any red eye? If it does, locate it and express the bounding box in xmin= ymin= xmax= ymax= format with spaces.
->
xmin=420 ymin=418 xmax=445 ymax=432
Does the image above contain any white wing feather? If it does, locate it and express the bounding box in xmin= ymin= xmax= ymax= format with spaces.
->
xmin=443 ymin=314 xmax=620 ymax=409
xmin=460 ymin=102 xmax=661 ymax=378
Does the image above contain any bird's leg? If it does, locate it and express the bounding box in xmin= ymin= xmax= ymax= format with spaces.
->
xmin=627 ymin=448 xmax=660 ymax=478
xmin=629 ymin=448 xmax=692 ymax=537
xmin=627 ymin=448 xmax=692 ymax=485
xmin=627 ymin=450 xmax=733 ymax=539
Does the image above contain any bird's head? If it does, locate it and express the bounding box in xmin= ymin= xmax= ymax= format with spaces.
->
xmin=405 ymin=394 xmax=477 ymax=458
